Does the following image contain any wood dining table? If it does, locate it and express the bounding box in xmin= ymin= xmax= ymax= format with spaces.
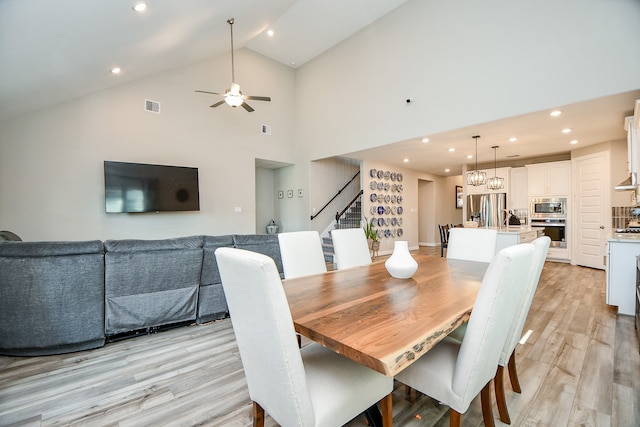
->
xmin=282 ymin=253 xmax=488 ymax=378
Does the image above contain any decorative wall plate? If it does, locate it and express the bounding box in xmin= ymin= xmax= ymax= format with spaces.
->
xmin=384 ymin=171 xmax=390 ymax=180
xmin=377 ymin=205 xmax=385 ymax=215
xmin=397 ymin=195 xmax=403 ymax=204
xmin=384 ymin=229 xmax=391 ymax=238
xmin=391 ymin=172 xmax=397 ymax=181
xmin=397 ymin=228 xmax=403 ymax=237
xmin=384 ymin=183 xmax=390 ymax=191
xmin=391 ymin=217 xmax=397 ymax=226
xmin=384 ymin=195 xmax=390 ymax=203
xmin=369 ymin=168 xmax=377 ymax=178
xmin=377 ymin=170 xmax=384 ymax=179
xmin=397 ymin=173 xmax=403 ymax=182
xmin=391 ymin=206 xmax=396 ymax=215
xmin=370 ymin=206 xmax=376 ymax=215
xmin=398 ymin=218 xmax=403 ymax=226
xmin=377 ymin=217 xmax=385 ymax=226
xmin=370 ymin=181 xmax=377 ymax=190
xmin=370 ymin=193 xmax=377 ymax=202
xmin=391 ymin=195 xmax=396 ymax=203
xmin=397 ymin=206 xmax=403 ymax=215
xmin=377 ymin=182 xmax=384 ymax=190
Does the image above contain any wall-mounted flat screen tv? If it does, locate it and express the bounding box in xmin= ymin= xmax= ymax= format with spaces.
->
xmin=104 ymin=161 xmax=200 ymax=213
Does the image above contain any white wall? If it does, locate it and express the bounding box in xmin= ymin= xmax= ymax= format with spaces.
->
xmin=2 ymin=0 xmax=639 ymax=241
xmin=294 ymin=0 xmax=640 ymax=161
xmin=0 ymin=50 xmax=296 ymax=240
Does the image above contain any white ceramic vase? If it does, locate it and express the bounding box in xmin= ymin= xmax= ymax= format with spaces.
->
xmin=385 ymin=240 xmax=418 ymax=279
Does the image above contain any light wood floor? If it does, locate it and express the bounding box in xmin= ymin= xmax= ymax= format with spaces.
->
xmin=1 ymin=247 xmax=639 ymax=426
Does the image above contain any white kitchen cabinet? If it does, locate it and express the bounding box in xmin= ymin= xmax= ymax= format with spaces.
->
xmin=509 ymin=167 xmax=528 ymax=210
xmin=526 ymin=161 xmax=571 ymax=197
xmin=606 ymin=238 xmax=640 ymax=316
xmin=466 ymin=167 xmax=510 ymax=195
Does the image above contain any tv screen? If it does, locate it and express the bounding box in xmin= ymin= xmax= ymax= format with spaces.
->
xmin=104 ymin=161 xmax=200 ymax=213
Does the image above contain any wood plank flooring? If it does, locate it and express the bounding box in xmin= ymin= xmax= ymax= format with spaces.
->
xmin=1 ymin=247 xmax=638 ymax=426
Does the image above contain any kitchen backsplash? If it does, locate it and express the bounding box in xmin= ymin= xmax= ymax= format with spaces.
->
xmin=612 ymin=206 xmax=635 ymax=229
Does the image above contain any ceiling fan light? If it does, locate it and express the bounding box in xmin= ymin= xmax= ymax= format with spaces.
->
xmin=225 ymin=93 xmax=244 ymax=107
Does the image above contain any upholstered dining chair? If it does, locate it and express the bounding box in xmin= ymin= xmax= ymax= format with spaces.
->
xmin=446 ymin=236 xmax=550 ymax=424
xmin=395 ymin=243 xmax=535 ymax=427
xmin=278 ymin=231 xmax=327 ymax=279
xmin=446 ymin=227 xmax=498 ymax=263
xmin=330 ymin=228 xmax=372 ymax=270
xmin=215 ymin=247 xmax=393 ymax=427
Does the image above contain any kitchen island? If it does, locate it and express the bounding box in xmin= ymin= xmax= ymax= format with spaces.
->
xmin=606 ymin=232 xmax=640 ymax=315
xmin=493 ymin=226 xmax=544 ymax=252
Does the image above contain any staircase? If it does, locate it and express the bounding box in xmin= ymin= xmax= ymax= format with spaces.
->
xmin=322 ymin=198 xmax=362 ymax=262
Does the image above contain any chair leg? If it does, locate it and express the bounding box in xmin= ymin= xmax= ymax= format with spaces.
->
xmin=449 ymin=409 xmax=463 ymax=427
xmin=507 ymin=352 xmax=521 ymax=393
xmin=494 ymin=366 xmax=511 ymax=424
xmin=381 ymin=392 xmax=393 ymax=427
xmin=404 ymin=385 xmax=412 ymax=395
xmin=480 ymin=381 xmax=496 ymax=427
xmin=297 ymin=333 xmax=302 ymax=348
xmin=253 ymin=401 xmax=265 ymax=427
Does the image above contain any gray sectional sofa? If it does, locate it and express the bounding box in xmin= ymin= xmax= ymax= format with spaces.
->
xmin=0 ymin=233 xmax=283 ymax=356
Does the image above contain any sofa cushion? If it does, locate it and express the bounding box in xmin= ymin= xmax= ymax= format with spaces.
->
xmin=232 ymin=234 xmax=284 ymax=278
xmin=0 ymin=240 xmax=105 ymax=356
xmin=104 ymin=235 xmax=203 ymax=335
xmin=197 ymin=235 xmax=234 ymax=324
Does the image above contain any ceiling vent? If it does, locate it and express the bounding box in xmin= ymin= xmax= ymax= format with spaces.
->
xmin=261 ymin=124 xmax=271 ymax=135
xmin=145 ymin=99 xmax=160 ymax=114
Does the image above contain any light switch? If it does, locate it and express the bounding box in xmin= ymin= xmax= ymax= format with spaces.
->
xmin=234 ymin=206 xmax=242 ymax=213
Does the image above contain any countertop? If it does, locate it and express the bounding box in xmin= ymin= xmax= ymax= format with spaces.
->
xmin=608 ymin=232 xmax=640 ymax=242
xmin=484 ymin=226 xmax=543 ymax=235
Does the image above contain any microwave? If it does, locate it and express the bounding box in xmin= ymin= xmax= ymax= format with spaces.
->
xmin=530 ymin=198 xmax=566 ymax=218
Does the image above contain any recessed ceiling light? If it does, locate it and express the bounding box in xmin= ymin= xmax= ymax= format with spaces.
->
xmin=562 ymin=128 xmax=572 ymax=134
xmin=445 ymin=168 xmax=450 ymax=173
xmin=466 ymin=155 xmax=473 ymax=159
xmin=508 ymin=137 xmax=517 ymax=142
xmin=422 ymin=137 xmax=429 ymax=143
xmin=132 ymin=2 xmax=147 ymax=12
xmin=267 ymin=29 xmax=274 ymax=37
xmin=569 ymin=140 xmax=579 ymax=145
xmin=550 ymin=110 xmax=562 ymax=117
xmin=448 ymin=148 xmax=455 ymax=152
xmin=403 ymin=158 xmax=409 ymax=163
xmin=111 ymin=67 xmax=121 ymax=74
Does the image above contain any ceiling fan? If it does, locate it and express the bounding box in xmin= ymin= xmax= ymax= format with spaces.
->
xmin=195 ymin=18 xmax=271 ymax=112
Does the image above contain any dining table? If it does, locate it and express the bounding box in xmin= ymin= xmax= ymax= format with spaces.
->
xmin=282 ymin=253 xmax=488 ymax=378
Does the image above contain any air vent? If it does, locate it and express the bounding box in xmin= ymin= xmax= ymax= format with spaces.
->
xmin=145 ymin=99 xmax=160 ymax=114
xmin=261 ymin=124 xmax=271 ymax=135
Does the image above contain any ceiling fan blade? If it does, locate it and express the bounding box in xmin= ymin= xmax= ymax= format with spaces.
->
xmin=210 ymin=100 xmax=226 ymax=108
xmin=195 ymin=90 xmax=223 ymax=96
xmin=241 ymin=102 xmax=255 ymax=112
xmin=245 ymin=96 xmax=271 ymax=102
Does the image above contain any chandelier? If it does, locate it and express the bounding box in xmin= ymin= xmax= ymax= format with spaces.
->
xmin=467 ymin=135 xmax=486 ymax=186
xmin=487 ymin=145 xmax=504 ymax=190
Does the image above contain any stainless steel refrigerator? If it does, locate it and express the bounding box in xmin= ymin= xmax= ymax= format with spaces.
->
xmin=467 ymin=193 xmax=507 ymax=227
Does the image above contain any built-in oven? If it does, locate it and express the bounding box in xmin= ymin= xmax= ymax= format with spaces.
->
xmin=530 ymin=197 xmax=567 ymax=218
xmin=530 ymin=218 xmax=567 ymax=248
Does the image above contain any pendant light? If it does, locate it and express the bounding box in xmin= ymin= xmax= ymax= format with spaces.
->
xmin=467 ymin=135 xmax=486 ymax=186
xmin=487 ymin=145 xmax=504 ymax=190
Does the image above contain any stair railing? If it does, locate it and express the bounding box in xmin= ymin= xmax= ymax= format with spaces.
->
xmin=310 ymin=171 xmax=360 ymax=221
xmin=335 ymin=190 xmax=363 ymax=222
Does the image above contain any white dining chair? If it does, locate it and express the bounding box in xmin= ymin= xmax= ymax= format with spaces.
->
xmin=215 ymin=247 xmax=393 ymax=427
xmin=446 ymin=227 xmax=498 ymax=263
xmin=446 ymin=236 xmax=550 ymax=424
xmin=395 ymin=243 xmax=535 ymax=427
xmin=331 ymin=228 xmax=372 ymax=270
xmin=278 ymin=231 xmax=327 ymax=279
